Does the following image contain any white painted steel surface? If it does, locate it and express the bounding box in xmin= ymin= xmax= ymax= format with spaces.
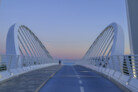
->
xmin=126 ymin=0 xmax=138 ymax=55
xmin=0 ymin=24 xmax=58 ymax=82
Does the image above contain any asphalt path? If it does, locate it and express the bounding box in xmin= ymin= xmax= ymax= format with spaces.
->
xmin=39 ymin=65 xmax=123 ymax=92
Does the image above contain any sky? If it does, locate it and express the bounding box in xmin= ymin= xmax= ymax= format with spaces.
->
xmin=0 ymin=0 xmax=130 ymax=59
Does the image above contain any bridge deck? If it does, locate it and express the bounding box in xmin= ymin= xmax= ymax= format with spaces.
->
xmin=39 ymin=65 xmax=123 ymax=92
xmin=0 ymin=65 xmax=123 ymax=92
xmin=0 ymin=65 xmax=62 ymax=92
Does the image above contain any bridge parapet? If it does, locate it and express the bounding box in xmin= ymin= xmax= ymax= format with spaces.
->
xmin=78 ymin=23 xmax=138 ymax=91
xmin=0 ymin=24 xmax=58 ymax=82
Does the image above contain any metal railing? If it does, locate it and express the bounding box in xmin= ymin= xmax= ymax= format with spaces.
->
xmin=77 ymin=55 xmax=138 ymax=91
xmin=0 ymin=55 xmax=53 ymax=72
xmin=84 ymin=55 xmax=138 ymax=79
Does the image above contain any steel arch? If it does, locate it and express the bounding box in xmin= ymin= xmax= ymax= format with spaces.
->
xmin=6 ymin=24 xmax=52 ymax=59
xmin=83 ymin=23 xmax=124 ymax=70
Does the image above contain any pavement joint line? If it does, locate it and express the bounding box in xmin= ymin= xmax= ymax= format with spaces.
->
xmin=80 ymin=71 xmax=91 ymax=72
xmin=80 ymin=86 xmax=84 ymax=92
xmin=35 ymin=65 xmax=62 ymax=92
xmin=54 ymin=75 xmax=101 ymax=78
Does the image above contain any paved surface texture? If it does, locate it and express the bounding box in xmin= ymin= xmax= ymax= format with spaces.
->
xmin=0 ymin=65 xmax=62 ymax=92
xmin=39 ymin=65 xmax=123 ymax=92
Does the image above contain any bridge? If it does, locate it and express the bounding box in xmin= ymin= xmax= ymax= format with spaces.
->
xmin=0 ymin=0 xmax=138 ymax=92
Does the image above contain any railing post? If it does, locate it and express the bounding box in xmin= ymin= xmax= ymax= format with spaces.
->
xmin=104 ymin=56 xmax=108 ymax=71
xmin=112 ymin=56 xmax=116 ymax=76
xmin=108 ymin=57 xmax=112 ymax=75
xmin=131 ymin=55 xmax=137 ymax=78
xmin=117 ymin=55 xmax=123 ymax=79
xmin=22 ymin=56 xmax=26 ymax=69
xmin=16 ymin=55 xmax=20 ymax=70
xmin=125 ymin=55 xmax=135 ymax=84
xmin=7 ymin=55 xmax=13 ymax=73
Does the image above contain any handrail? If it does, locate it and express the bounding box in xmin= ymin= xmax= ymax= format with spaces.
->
xmin=0 ymin=55 xmax=58 ymax=82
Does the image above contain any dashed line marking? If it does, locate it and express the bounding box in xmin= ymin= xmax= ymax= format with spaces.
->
xmin=73 ymin=66 xmax=85 ymax=92
xmin=80 ymin=86 xmax=84 ymax=92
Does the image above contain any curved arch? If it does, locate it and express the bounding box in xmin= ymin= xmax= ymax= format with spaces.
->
xmin=84 ymin=23 xmax=124 ymax=59
xmin=6 ymin=24 xmax=52 ymax=59
xmin=83 ymin=23 xmax=124 ymax=70
xmin=6 ymin=24 xmax=20 ymax=55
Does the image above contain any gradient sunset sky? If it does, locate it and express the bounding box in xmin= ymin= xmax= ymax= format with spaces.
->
xmin=0 ymin=0 xmax=130 ymax=59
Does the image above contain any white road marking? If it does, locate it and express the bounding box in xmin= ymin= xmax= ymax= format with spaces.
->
xmin=80 ymin=86 xmax=85 ymax=92
xmin=72 ymin=66 xmax=84 ymax=92
xmin=72 ymin=66 xmax=80 ymax=79
xmin=79 ymin=80 xmax=82 ymax=84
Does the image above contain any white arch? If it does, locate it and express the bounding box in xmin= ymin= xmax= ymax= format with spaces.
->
xmin=6 ymin=24 xmax=20 ymax=55
xmin=83 ymin=23 xmax=124 ymax=71
xmin=6 ymin=24 xmax=52 ymax=59
xmin=110 ymin=23 xmax=124 ymax=56
xmin=83 ymin=23 xmax=124 ymax=59
xmin=5 ymin=24 xmax=53 ymax=69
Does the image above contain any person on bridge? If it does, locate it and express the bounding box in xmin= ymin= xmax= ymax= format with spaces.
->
xmin=59 ymin=60 xmax=61 ymax=65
